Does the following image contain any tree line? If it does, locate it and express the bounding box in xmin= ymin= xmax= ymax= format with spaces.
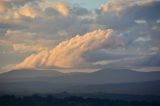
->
xmin=0 ymin=95 xmax=159 ymax=106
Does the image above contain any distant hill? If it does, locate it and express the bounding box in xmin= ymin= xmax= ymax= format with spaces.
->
xmin=69 ymin=80 xmax=160 ymax=95
xmin=0 ymin=68 xmax=160 ymax=95
xmin=0 ymin=69 xmax=64 ymax=81
xmin=1 ymin=68 xmax=160 ymax=84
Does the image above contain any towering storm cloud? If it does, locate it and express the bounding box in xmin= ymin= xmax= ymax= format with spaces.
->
xmin=16 ymin=29 xmax=115 ymax=69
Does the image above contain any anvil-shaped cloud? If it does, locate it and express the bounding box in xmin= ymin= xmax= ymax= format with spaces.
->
xmin=15 ymin=29 xmax=123 ymax=69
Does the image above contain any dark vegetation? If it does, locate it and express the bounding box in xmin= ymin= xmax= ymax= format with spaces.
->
xmin=0 ymin=94 xmax=160 ymax=106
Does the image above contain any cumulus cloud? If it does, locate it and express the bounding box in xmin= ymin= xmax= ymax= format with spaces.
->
xmin=15 ymin=29 xmax=122 ymax=69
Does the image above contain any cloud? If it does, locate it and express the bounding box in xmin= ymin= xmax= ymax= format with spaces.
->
xmin=0 ymin=0 xmax=93 ymax=40
xmin=100 ymin=0 xmax=154 ymax=13
xmin=0 ymin=0 xmax=40 ymax=21
xmin=0 ymin=30 xmax=55 ymax=53
xmin=12 ymin=43 xmax=46 ymax=53
xmin=96 ymin=0 xmax=160 ymax=30
xmin=106 ymin=52 xmax=160 ymax=68
xmin=48 ymin=2 xmax=69 ymax=16
xmin=134 ymin=19 xmax=147 ymax=24
xmin=134 ymin=36 xmax=151 ymax=42
xmin=136 ymin=53 xmax=160 ymax=67
xmin=1 ymin=0 xmax=160 ymax=71
xmin=5 ymin=30 xmax=35 ymax=39
xmin=0 ymin=2 xmax=9 ymax=14
xmin=18 ymin=4 xmax=37 ymax=18
xmin=15 ymin=29 xmax=120 ymax=69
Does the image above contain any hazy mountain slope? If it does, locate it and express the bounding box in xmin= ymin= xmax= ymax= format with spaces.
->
xmin=0 ymin=80 xmax=160 ymax=95
xmin=70 ymin=80 xmax=160 ymax=95
xmin=0 ymin=69 xmax=64 ymax=81
xmin=0 ymin=68 xmax=160 ymax=95
xmin=36 ymin=68 xmax=160 ymax=84
xmin=0 ymin=68 xmax=160 ymax=84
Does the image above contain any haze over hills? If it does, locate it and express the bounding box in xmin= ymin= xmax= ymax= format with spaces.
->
xmin=1 ymin=68 xmax=160 ymax=83
xmin=0 ymin=68 xmax=160 ymax=95
xmin=0 ymin=69 xmax=64 ymax=80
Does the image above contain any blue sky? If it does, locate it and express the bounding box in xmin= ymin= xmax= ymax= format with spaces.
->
xmin=68 ymin=0 xmax=107 ymax=9
xmin=48 ymin=0 xmax=107 ymax=9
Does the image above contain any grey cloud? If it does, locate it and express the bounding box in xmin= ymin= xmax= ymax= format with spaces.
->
xmin=136 ymin=53 xmax=160 ymax=67
xmin=96 ymin=1 xmax=160 ymax=30
xmin=84 ymin=50 xmax=135 ymax=63
xmin=129 ymin=2 xmax=160 ymax=21
xmin=96 ymin=12 xmax=134 ymax=30
xmin=71 ymin=6 xmax=91 ymax=16
xmin=95 ymin=0 xmax=160 ymax=55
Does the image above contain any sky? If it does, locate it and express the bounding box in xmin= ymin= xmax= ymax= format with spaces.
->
xmin=67 ymin=0 xmax=107 ymax=10
xmin=0 ymin=0 xmax=160 ymax=73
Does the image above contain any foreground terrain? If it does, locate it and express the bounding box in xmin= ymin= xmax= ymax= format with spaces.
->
xmin=0 ymin=94 xmax=160 ymax=106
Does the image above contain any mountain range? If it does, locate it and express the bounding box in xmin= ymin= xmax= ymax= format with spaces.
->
xmin=0 ymin=68 xmax=160 ymax=95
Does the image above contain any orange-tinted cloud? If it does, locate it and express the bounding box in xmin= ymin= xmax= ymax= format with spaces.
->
xmin=18 ymin=4 xmax=37 ymax=18
xmin=48 ymin=2 xmax=69 ymax=16
xmin=16 ymin=29 xmax=113 ymax=69
xmin=0 ymin=2 xmax=9 ymax=13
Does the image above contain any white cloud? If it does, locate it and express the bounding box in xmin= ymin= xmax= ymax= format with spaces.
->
xmin=134 ymin=19 xmax=147 ymax=24
xmin=134 ymin=36 xmax=151 ymax=42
